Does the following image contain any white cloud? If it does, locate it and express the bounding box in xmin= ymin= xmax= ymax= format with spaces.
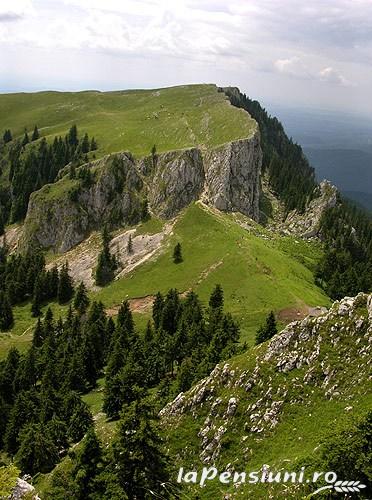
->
xmin=274 ymin=57 xmax=351 ymax=87
xmin=318 ymin=66 xmax=350 ymax=86
xmin=0 ymin=0 xmax=33 ymax=21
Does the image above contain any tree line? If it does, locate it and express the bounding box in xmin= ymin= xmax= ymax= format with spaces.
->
xmin=316 ymin=196 xmax=372 ymax=298
xmin=0 ymin=284 xmax=239 ymax=498
xmin=223 ymin=88 xmax=317 ymax=214
xmin=0 ymin=245 xmax=74 ymax=330
xmin=0 ymin=125 xmax=97 ymax=226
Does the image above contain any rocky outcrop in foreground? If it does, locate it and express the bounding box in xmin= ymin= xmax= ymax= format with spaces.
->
xmin=22 ymin=132 xmax=261 ymax=252
xmin=160 ymin=293 xmax=371 ymax=465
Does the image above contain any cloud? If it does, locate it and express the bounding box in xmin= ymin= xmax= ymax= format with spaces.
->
xmin=274 ymin=57 xmax=312 ymax=79
xmin=274 ymin=56 xmax=351 ymax=87
xmin=318 ymin=67 xmax=350 ymax=86
xmin=0 ymin=0 xmax=33 ymax=22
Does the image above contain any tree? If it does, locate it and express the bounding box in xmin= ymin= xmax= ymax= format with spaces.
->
xmin=21 ymin=130 xmax=29 ymax=147
xmin=77 ymin=428 xmax=102 ymax=497
xmin=15 ymin=423 xmax=58 ymax=475
xmin=0 ymin=291 xmax=13 ymax=330
xmin=151 ymin=144 xmax=157 ymax=168
xmin=255 ymin=311 xmax=278 ymax=345
xmin=74 ymin=282 xmax=90 ymax=315
xmin=173 ymin=242 xmax=182 ymax=264
xmin=90 ymin=137 xmax=97 ymax=151
xmin=2 ymin=129 xmax=12 ymax=143
xmin=57 ymin=263 xmax=74 ymax=304
xmin=31 ymin=274 xmax=43 ymax=317
xmin=95 ymin=227 xmax=117 ymax=286
xmin=112 ymin=391 xmax=170 ymax=499
xmin=127 ymin=234 xmax=133 ymax=254
xmin=31 ymin=125 xmax=39 ymax=141
xmin=209 ymin=284 xmax=224 ymax=310
xmin=81 ymin=133 xmax=90 ymax=154
xmin=68 ymin=125 xmax=79 ymax=147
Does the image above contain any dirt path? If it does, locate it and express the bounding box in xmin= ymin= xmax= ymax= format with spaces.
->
xmin=277 ymin=304 xmax=328 ymax=323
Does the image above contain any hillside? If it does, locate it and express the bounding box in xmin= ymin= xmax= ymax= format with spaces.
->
xmin=0 ymin=203 xmax=329 ymax=358
xmin=0 ymin=84 xmax=371 ymax=500
xmin=0 ymin=84 xmax=256 ymax=157
xmin=160 ymin=292 xmax=372 ymax=498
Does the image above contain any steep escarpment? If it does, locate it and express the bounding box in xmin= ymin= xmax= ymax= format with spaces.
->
xmin=21 ymin=132 xmax=261 ymax=252
xmin=160 ymin=293 xmax=371 ymax=497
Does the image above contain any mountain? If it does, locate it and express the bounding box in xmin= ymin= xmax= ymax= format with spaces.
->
xmin=0 ymin=84 xmax=371 ymax=499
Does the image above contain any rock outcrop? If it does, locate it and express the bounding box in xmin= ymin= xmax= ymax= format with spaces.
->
xmin=160 ymin=293 xmax=371 ymax=465
xmin=21 ymin=132 xmax=262 ymax=252
xmin=267 ymin=180 xmax=338 ymax=238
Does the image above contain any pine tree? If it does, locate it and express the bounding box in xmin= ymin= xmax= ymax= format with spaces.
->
xmin=0 ymin=210 xmax=4 ymax=236
xmin=21 ymin=130 xmax=29 ymax=147
xmin=112 ymin=391 xmax=169 ymax=498
xmin=173 ymin=242 xmax=182 ymax=264
xmin=68 ymin=125 xmax=78 ymax=147
xmin=0 ymin=291 xmax=14 ymax=330
xmin=3 ymin=129 xmax=12 ymax=143
xmin=31 ymin=274 xmax=43 ymax=317
xmin=81 ymin=133 xmax=90 ymax=154
xmin=73 ymin=281 xmax=90 ymax=315
xmin=90 ymin=137 xmax=97 ymax=151
xmin=209 ymin=284 xmax=224 ymax=309
xmin=151 ymin=144 xmax=157 ymax=168
xmin=31 ymin=125 xmax=39 ymax=141
xmin=57 ymin=263 xmax=74 ymax=304
xmin=152 ymin=292 xmax=164 ymax=330
xmin=127 ymin=234 xmax=133 ymax=254
xmin=95 ymin=227 xmax=116 ymax=286
xmin=72 ymin=427 xmax=102 ymax=499
xmin=255 ymin=311 xmax=278 ymax=345
xmin=15 ymin=423 xmax=58 ymax=475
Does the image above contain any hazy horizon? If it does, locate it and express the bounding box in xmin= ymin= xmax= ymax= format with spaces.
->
xmin=1 ymin=1 xmax=372 ymax=117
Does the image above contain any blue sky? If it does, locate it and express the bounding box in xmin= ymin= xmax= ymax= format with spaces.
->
xmin=1 ymin=0 xmax=372 ymax=115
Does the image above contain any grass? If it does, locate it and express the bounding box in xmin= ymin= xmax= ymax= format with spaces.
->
xmin=0 ymin=85 xmax=256 ymax=158
xmin=0 ymin=204 xmax=329 ymax=359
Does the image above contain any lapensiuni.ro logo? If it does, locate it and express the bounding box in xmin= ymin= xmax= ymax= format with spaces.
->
xmin=177 ymin=466 xmax=367 ymax=496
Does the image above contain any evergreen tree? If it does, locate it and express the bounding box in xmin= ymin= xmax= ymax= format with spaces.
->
xmin=255 ymin=311 xmax=278 ymax=345
xmin=68 ymin=125 xmax=79 ymax=147
xmin=31 ymin=126 xmax=39 ymax=141
xmin=81 ymin=133 xmax=90 ymax=154
xmin=127 ymin=234 xmax=133 ymax=254
xmin=112 ymin=391 xmax=169 ymax=499
xmin=21 ymin=130 xmax=29 ymax=147
xmin=72 ymin=427 xmax=102 ymax=499
xmin=152 ymin=292 xmax=164 ymax=330
xmin=73 ymin=282 xmax=90 ymax=315
xmin=95 ymin=227 xmax=117 ymax=286
xmin=209 ymin=284 xmax=224 ymax=310
xmin=15 ymin=423 xmax=58 ymax=475
xmin=0 ymin=210 xmax=4 ymax=236
xmin=90 ymin=137 xmax=97 ymax=151
xmin=31 ymin=274 xmax=43 ymax=317
xmin=3 ymin=129 xmax=12 ymax=143
xmin=57 ymin=263 xmax=74 ymax=304
xmin=151 ymin=144 xmax=157 ymax=168
xmin=0 ymin=291 xmax=13 ymax=330
xmin=173 ymin=242 xmax=182 ymax=264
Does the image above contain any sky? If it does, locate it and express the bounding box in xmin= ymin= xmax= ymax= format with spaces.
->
xmin=1 ymin=0 xmax=372 ymax=115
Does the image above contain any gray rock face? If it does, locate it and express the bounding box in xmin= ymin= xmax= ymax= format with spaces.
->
xmin=202 ymin=135 xmax=261 ymax=219
xmin=148 ymin=148 xmax=204 ymax=218
xmin=22 ymin=133 xmax=262 ymax=253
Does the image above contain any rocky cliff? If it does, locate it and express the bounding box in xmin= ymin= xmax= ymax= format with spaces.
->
xmin=21 ymin=132 xmax=262 ymax=252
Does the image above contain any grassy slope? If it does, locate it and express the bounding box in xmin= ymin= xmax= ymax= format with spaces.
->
xmin=0 ymin=84 xmax=256 ymax=157
xmin=162 ymin=297 xmax=372 ymax=499
xmin=0 ymin=203 xmax=329 ymax=358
